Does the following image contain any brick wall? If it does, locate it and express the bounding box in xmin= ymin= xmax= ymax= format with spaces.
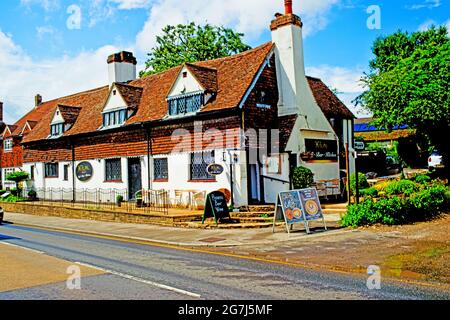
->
xmin=1 ymin=136 xmax=24 ymax=168
xmin=23 ymin=115 xmax=242 ymax=163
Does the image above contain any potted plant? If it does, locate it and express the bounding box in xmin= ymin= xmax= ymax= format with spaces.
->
xmin=292 ymin=166 xmax=315 ymax=189
xmin=28 ymin=189 xmax=37 ymax=201
xmin=136 ymin=192 xmax=143 ymax=208
xmin=116 ymin=195 xmax=124 ymax=207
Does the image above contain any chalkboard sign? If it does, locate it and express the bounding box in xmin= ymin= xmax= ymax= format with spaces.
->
xmin=202 ymin=191 xmax=231 ymax=224
xmin=76 ymin=162 xmax=93 ymax=182
xmin=273 ymin=188 xmax=327 ymax=234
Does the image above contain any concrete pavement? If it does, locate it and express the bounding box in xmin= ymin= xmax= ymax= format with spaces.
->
xmin=3 ymin=212 xmax=346 ymax=247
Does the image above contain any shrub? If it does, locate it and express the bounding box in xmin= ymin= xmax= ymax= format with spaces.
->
xmin=384 ymin=180 xmax=419 ymax=196
xmin=28 ymin=190 xmax=37 ymax=199
xmin=414 ymin=174 xmax=431 ymax=184
xmin=6 ymin=171 xmax=29 ymax=190
xmin=341 ymin=183 xmax=450 ymax=227
xmin=349 ymin=172 xmax=369 ymax=194
xmin=360 ymin=187 xmax=378 ymax=198
xmin=341 ymin=197 xmax=405 ymax=227
xmin=292 ymin=166 xmax=314 ymax=189
xmin=116 ymin=195 xmax=124 ymax=203
xmin=10 ymin=188 xmax=19 ymax=197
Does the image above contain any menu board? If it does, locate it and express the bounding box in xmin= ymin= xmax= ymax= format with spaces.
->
xmin=202 ymin=191 xmax=231 ymax=224
xmin=273 ymin=188 xmax=327 ymax=234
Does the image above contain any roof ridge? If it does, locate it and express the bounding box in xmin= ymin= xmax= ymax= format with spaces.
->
xmin=40 ymin=85 xmax=109 ymax=106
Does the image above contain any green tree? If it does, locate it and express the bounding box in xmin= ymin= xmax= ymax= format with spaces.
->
xmin=6 ymin=171 xmax=29 ymax=192
xmin=140 ymin=22 xmax=251 ymax=77
xmin=356 ymin=26 xmax=450 ymax=176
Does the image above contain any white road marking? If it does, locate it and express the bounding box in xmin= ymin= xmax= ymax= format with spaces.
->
xmin=75 ymin=261 xmax=202 ymax=299
xmin=1 ymin=241 xmax=45 ymax=255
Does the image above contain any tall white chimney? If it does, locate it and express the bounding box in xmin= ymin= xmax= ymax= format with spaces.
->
xmin=271 ymin=0 xmax=307 ymax=116
xmin=107 ymin=51 xmax=137 ymax=86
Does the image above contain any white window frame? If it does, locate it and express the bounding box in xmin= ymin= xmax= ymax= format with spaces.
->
xmin=3 ymin=138 xmax=13 ymax=152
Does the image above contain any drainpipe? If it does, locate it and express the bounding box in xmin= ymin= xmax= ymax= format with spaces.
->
xmin=146 ymin=126 xmax=153 ymax=190
xmin=71 ymin=140 xmax=76 ymax=202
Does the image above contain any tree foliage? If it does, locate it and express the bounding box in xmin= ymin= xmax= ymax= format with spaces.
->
xmin=356 ymin=26 xmax=450 ymax=175
xmin=140 ymin=22 xmax=251 ymax=77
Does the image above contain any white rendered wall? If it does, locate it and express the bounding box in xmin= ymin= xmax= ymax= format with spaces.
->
xmin=108 ymin=62 xmax=136 ymax=86
xmin=168 ymin=66 xmax=203 ymax=97
xmin=103 ymin=86 xmax=128 ymax=112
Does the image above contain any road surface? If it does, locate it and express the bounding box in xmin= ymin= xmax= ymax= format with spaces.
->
xmin=0 ymin=223 xmax=448 ymax=300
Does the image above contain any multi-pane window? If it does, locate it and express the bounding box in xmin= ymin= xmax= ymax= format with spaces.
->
xmin=168 ymin=93 xmax=204 ymax=116
xmin=3 ymin=138 xmax=13 ymax=151
xmin=30 ymin=165 xmax=35 ymax=181
xmin=45 ymin=163 xmax=59 ymax=178
xmin=105 ymin=159 xmax=122 ymax=181
xmin=154 ymin=158 xmax=168 ymax=181
xmin=190 ymin=151 xmax=215 ymax=181
xmin=50 ymin=123 xmax=64 ymax=136
xmin=103 ymin=109 xmax=127 ymax=128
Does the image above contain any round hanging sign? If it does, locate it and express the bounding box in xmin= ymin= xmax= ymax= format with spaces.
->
xmin=76 ymin=162 xmax=93 ymax=182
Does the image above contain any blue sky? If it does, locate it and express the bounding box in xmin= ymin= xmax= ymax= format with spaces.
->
xmin=0 ymin=0 xmax=449 ymax=123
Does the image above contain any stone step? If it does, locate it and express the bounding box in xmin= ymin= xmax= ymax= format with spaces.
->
xmin=181 ymin=221 xmax=283 ymax=229
xmin=239 ymin=205 xmax=275 ymax=213
xmin=231 ymin=211 xmax=274 ymax=218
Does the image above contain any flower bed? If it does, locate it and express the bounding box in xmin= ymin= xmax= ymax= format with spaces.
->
xmin=341 ymin=174 xmax=450 ymax=227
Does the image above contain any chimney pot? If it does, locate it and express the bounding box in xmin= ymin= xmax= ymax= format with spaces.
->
xmin=35 ymin=94 xmax=42 ymax=108
xmin=285 ymin=0 xmax=293 ymax=14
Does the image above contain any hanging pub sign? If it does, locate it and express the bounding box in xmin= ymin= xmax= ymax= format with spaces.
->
xmin=207 ymin=164 xmax=224 ymax=176
xmin=202 ymin=191 xmax=231 ymax=225
xmin=302 ymin=139 xmax=338 ymax=163
xmin=273 ymin=188 xmax=327 ymax=235
xmin=76 ymin=161 xmax=93 ymax=182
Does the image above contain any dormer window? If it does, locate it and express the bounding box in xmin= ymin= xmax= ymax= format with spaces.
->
xmin=50 ymin=123 xmax=64 ymax=137
xmin=103 ymin=109 xmax=127 ymax=128
xmin=168 ymin=92 xmax=204 ymax=116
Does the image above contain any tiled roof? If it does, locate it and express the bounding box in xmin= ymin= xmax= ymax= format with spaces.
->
xmin=114 ymin=83 xmax=143 ymax=109
xmin=21 ymin=42 xmax=353 ymax=144
xmin=57 ymin=105 xmax=81 ymax=124
xmin=307 ymin=76 xmax=354 ymax=119
xmin=184 ymin=63 xmax=218 ymax=93
xmin=22 ymin=42 xmax=274 ymax=143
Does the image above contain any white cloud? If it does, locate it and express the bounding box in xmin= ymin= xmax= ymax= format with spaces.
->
xmin=136 ymin=0 xmax=339 ymax=53
xmin=446 ymin=19 xmax=450 ymax=36
xmin=20 ymin=0 xmax=60 ymax=11
xmin=418 ymin=19 xmax=436 ymax=31
xmin=0 ymin=29 xmax=123 ymax=123
xmin=306 ymin=65 xmax=371 ymax=117
xmin=407 ymin=0 xmax=441 ymax=10
xmin=109 ymin=0 xmax=152 ymax=10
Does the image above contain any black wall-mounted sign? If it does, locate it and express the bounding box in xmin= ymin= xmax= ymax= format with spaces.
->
xmin=76 ymin=162 xmax=93 ymax=182
xmin=302 ymin=139 xmax=338 ymax=162
xmin=207 ymin=164 xmax=224 ymax=176
xmin=202 ymin=191 xmax=231 ymax=224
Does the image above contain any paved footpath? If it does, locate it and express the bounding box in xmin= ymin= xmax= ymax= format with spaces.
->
xmin=3 ymin=212 xmax=344 ymax=247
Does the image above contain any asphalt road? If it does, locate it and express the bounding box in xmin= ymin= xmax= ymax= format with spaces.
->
xmin=0 ymin=223 xmax=448 ymax=300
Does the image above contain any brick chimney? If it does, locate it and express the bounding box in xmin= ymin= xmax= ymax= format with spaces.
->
xmin=35 ymin=94 xmax=42 ymax=108
xmin=107 ymin=51 xmax=137 ymax=87
xmin=271 ymin=0 xmax=306 ymax=116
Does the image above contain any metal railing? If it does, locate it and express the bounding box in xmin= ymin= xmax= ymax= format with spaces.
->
xmin=20 ymin=187 xmax=169 ymax=215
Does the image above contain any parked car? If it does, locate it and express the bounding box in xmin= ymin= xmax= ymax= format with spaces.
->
xmin=428 ymin=151 xmax=443 ymax=170
xmin=385 ymin=156 xmax=402 ymax=176
xmin=0 ymin=207 xmax=3 ymax=225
